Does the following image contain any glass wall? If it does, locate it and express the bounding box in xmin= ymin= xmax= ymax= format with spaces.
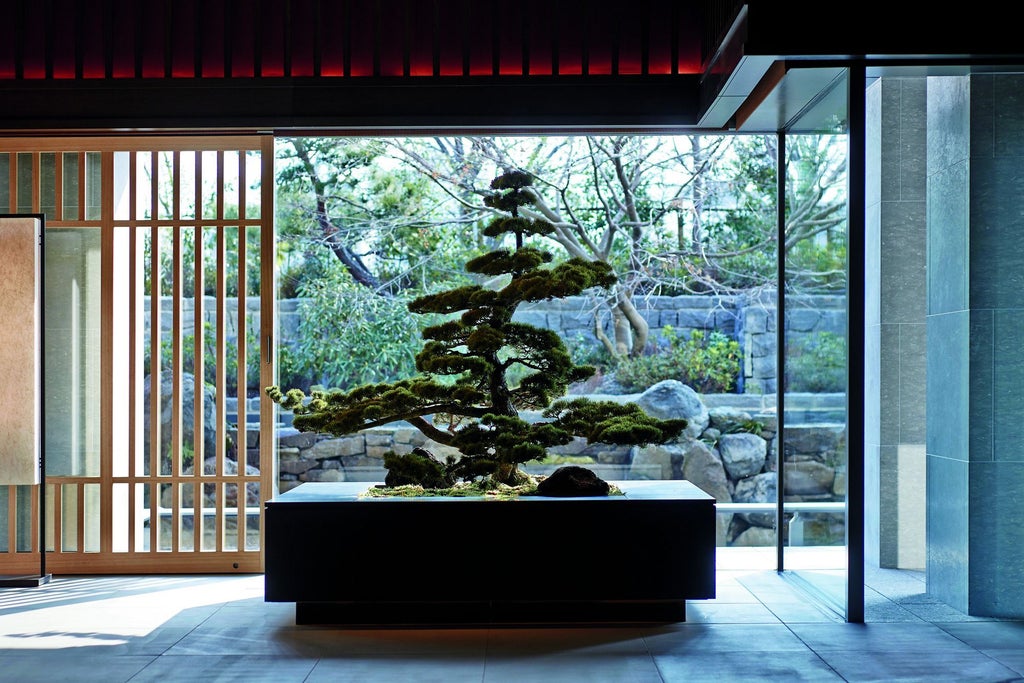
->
xmin=781 ymin=71 xmax=852 ymax=615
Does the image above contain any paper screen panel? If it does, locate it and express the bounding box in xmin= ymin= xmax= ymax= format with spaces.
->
xmin=0 ymin=216 xmax=40 ymax=485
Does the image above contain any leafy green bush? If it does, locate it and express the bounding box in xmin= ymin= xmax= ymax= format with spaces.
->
xmin=786 ymin=331 xmax=846 ymax=392
xmin=285 ymin=269 xmax=435 ymax=391
xmin=614 ymin=327 xmax=741 ymax=394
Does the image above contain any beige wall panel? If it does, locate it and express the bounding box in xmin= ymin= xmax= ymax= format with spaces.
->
xmin=0 ymin=216 xmax=40 ymax=485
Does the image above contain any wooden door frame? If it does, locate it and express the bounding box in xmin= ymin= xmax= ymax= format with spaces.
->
xmin=0 ymin=136 xmax=276 ymax=574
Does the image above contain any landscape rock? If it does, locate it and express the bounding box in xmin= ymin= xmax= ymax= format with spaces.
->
xmin=718 ymin=432 xmax=768 ymax=479
xmin=536 ymin=465 xmax=610 ymax=497
xmin=637 ymin=380 xmax=709 ymax=439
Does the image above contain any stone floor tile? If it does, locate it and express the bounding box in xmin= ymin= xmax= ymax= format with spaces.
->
xmin=817 ymin=648 xmax=1024 ymax=682
xmin=685 ymin=601 xmax=782 ymax=623
xmin=787 ymin=621 xmax=981 ymax=652
xmin=0 ymin=653 xmax=156 ymax=682
xmin=936 ymin=621 xmax=1024 ymax=649
xmin=652 ymin=649 xmax=845 ymax=682
xmin=484 ymin=626 xmax=651 ymax=656
xmin=308 ymin=654 xmax=487 ymax=682
xmin=482 ymin=653 xmax=663 ymax=683
xmin=129 ymin=654 xmax=319 ymax=682
xmin=643 ymin=623 xmax=810 ymax=654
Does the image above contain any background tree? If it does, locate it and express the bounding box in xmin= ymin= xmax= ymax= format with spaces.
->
xmin=267 ymin=171 xmax=686 ymax=490
xmin=273 ymin=133 xmax=847 ymax=389
xmin=390 ymin=135 xmax=735 ymax=359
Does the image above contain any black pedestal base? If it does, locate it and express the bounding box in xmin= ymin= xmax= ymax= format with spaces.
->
xmin=0 ymin=574 xmax=52 ymax=587
xmin=296 ymin=599 xmax=688 ymax=627
xmin=266 ymin=481 xmax=716 ymax=627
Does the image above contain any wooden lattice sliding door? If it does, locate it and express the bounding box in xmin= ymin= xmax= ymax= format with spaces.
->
xmin=0 ymin=136 xmax=276 ymax=574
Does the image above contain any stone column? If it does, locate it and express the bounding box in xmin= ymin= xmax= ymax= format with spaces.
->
xmin=865 ymin=77 xmax=927 ymax=569
xmin=926 ymin=74 xmax=1024 ymax=617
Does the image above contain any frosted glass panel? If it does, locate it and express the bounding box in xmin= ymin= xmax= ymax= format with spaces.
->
xmin=44 ymin=228 xmax=102 ymax=478
xmin=0 ymin=216 xmax=41 ymax=485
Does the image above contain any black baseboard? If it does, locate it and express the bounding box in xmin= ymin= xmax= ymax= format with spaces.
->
xmin=0 ymin=574 xmax=52 ymax=587
xmin=295 ymin=599 xmax=688 ymax=627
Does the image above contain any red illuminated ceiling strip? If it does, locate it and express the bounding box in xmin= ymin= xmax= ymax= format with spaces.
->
xmin=0 ymin=0 xmax=701 ymax=81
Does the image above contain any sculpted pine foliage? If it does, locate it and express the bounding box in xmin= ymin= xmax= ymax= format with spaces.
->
xmin=266 ymin=171 xmax=686 ymax=489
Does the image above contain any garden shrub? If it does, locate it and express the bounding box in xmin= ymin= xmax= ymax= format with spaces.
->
xmin=283 ymin=269 xmax=441 ymax=392
xmin=614 ymin=326 xmax=741 ymax=394
xmin=786 ymin=330 xmax=846 ymax=392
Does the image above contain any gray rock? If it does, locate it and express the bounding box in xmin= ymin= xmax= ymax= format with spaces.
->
xmin=305 ymin=468 xmax=345 ymax=482
xmin=143 ymin=370 xmax=217 ymax=470
xmin=784 ymin=461 xmax=836 ymax=495
xmin=680 ymin=439 xmax=731 ymax=503
xmin=279 ymin=458 xmax=318 ymax=475
xmin=278 ymin=428 xmax=319 ymax=449
xmin=733 ymin=472 xmax=777 ymax=528
xmin=783 ymin=425 xmax=845 ymax=464
xmin=630 ymin=444 xmax=683 ymax=480
xmin=719 ymin=432 xmax=768 ymax=479
xmin=309 ymin=435 xmax=365 ymax=459
xmin=733 ymin=471 xmax=777 ymax=503
xmin=708 ymin=406 xmax=753 ymax=432
xmin=701 ymin=427 xmax=721 ymax=442
xmin=637 ymin=379 xmax=709 ymax=439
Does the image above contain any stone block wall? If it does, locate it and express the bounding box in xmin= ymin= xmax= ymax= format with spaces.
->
xmin=151 ymin=292 xmax=846 ymax=396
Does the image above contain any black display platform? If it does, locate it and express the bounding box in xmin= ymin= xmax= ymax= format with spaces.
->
xmin=264 ymin=480 xmax=716 ymax=626
xmin=0 ymin=574 xmax=52 ymax=587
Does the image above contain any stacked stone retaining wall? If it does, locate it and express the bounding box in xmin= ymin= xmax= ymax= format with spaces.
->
xmin=149 ymin=292 xmax=846 ymax=395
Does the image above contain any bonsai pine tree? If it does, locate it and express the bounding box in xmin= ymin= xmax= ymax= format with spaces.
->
xmin=266 ymin=170 xmax=686 ymax=490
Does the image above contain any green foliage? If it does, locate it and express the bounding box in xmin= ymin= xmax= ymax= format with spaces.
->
xmin=614 ymin=327 xmax=741 ymax=394
xmin=267 ymin=171 xmax=686 ymax=489
xmin=275 ymin=137 xmax=484 ymax=297
xmin=283 ymin=269 xmax=432 ymax=391
xmin=786 ymin=331 xmax=846 ymax=392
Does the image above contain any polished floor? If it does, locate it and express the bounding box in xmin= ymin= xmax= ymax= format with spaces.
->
xmin=1 ymin=550 xmax=1023 ymax=682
